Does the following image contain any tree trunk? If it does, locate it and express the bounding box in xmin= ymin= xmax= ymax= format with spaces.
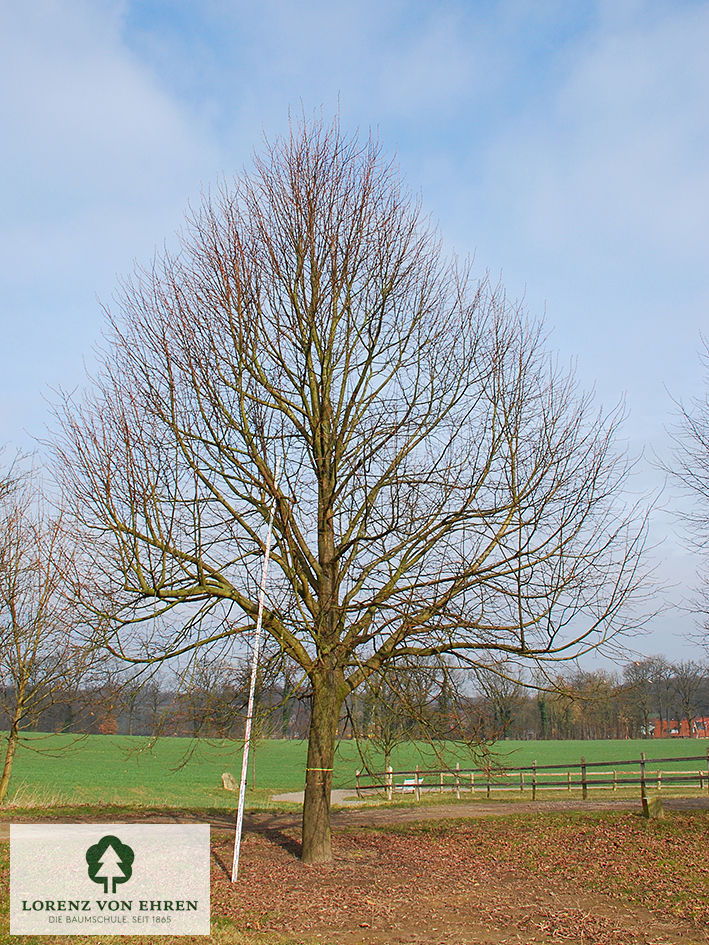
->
xmin=0 ymin=702 xmax=24 ymax=805
xmin=301 ymin=671 xmax=345 ymax=864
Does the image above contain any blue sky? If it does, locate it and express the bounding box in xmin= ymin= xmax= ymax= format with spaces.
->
xmin=2 ymin=0 xmax=708 ymax=660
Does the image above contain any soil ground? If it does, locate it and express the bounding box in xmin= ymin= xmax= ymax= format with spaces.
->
xmin=217 ymin=798 xmax=709 ymax=945
xmin=2 ymin=798 xmax=708 ymax=944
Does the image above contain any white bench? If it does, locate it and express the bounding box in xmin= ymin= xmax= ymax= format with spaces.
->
xmin=397 ymin=777 xmax=422 ymax=793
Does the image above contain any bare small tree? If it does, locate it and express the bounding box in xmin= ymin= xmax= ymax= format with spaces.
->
xmin=351 ymin=656 xmax=445 ymax=771
xmin=0 ymin=464 xmax=91 ymax=803
xmin=55 ymin=119 xmax=648 ymax=862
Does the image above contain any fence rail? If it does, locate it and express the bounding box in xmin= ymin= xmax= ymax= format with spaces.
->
xmin=351 ymin=751 xmax=709 ymax=802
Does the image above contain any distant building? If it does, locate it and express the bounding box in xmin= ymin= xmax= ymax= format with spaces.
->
xmin=651 ymin=717 xmax=709 ymax=737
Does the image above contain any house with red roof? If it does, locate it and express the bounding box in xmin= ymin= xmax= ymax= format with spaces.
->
xmin=652 ymin=717 xmax=709 ymax=737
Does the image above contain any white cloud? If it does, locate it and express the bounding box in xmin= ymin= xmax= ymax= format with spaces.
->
xmin=2 ymin=0 xmax=219 ymax=241
xmin=430 ymin=3 xmax=709 ymax=423
xmin=377 ymin=13 xmax=482 ymax=117
xmin=0 ymin=0 xmax=221 ymax=448
xmin=482 ymin=4 xmax=709 ymax=266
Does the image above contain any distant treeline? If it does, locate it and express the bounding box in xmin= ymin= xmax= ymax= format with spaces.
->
xmin=1 ymin=655 xmax=707 ymax=742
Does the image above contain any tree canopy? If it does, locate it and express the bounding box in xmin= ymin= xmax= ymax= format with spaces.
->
xmin=56 ymin=119 xmax=648 ymax=862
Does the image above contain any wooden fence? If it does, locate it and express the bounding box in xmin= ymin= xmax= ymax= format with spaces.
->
xmin=352 ymin=751 xmax=709 ymax=802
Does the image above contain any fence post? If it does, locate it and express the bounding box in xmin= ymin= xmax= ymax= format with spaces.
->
xmin=567 ymin=770 xmax=571 ymax=792
xmin=581 ymin=756 xmax=587 ymax=800
xmin=486 ymin=765 xmax=491 ymax=799
xmin=613 ymin=770 xmax=617 ymax=792
xmin=415 ymin=764 xmax=421 ymax=802
xmin=532 ymin=761 xmax=537 ymax=801
xmin=386 ymin=765 xmax=393 ymax=802
xmin=439 ymin=770 xmax=443 ymax=794
xmin=455 ymin=762 xmax=461 ymax=800
xmin=657 ymin=770 xmax=662 ymax=792
xmin=640 ymin=752 xmax=647 ymax=802
xmin=520 ymin=770 xmax=524 ymax=794
xmin=470 ymin=771 xmax=475 ymax=794
xmin=356 ymin=769 xmax=361 ymax=799
xmin=706 ymin=748 xmax=709 ymax=794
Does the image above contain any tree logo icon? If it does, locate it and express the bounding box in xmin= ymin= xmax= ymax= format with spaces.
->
xmin=86 ymin=835 xmax=135 ymax=894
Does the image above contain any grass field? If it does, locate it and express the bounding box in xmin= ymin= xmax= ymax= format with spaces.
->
xmin=0 ymin=733 xmax=706 ymax=810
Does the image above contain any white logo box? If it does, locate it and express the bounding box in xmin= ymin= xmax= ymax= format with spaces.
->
xmin=11 ymin=824 xmax=210 ymax=936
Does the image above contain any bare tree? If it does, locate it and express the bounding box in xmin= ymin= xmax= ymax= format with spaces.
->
xmin=171 ymin=657 xmax=238 ymax=738
xmin=622 ymin=658 xmax=657 ymax=737
xmin=351 ymin=656 xmax=444 ymax=771
xmin=672 ymin=659 xmax=706 ymax=736
xmin=472 ymin=662 xmax=525 ymax=739
xmin=55 ymin=119 xmax=648 ymax=862
xmin=668 ymin=342 xmax=709 ymax=643
xmin=650 ymin=655 xmax=676 ymax=734
xmin=0 ymin=465 xmax=91 ymax=803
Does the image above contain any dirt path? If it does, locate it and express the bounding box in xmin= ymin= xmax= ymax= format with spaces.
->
xmin=2 ymin=795 xmax=708 ymax=839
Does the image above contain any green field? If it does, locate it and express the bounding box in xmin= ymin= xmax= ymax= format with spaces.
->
xmin=0 ymin=733 xmax=706 ymax=810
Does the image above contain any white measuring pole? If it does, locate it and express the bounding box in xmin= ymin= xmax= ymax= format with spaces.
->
xmin=231 ymin=459 xmax=281 ymax=882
